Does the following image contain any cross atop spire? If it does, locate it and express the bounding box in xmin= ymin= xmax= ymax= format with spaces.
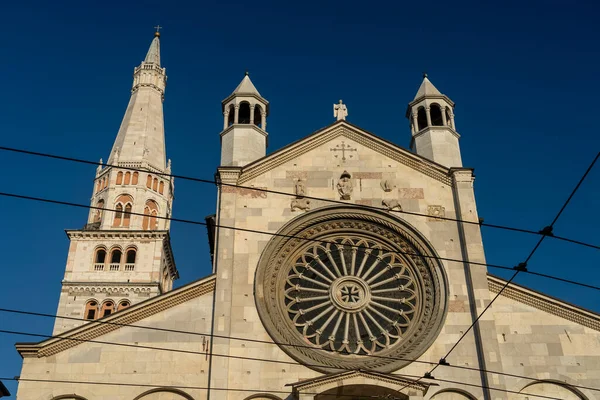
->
xmin=154 ymin=25 xmax=162 ymax=37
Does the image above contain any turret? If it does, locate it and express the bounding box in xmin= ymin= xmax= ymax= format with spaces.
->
xmin=406 ymin=74 xmax=462 ymax=168
xmin=220 ymin=72 xmax=269 ymax=166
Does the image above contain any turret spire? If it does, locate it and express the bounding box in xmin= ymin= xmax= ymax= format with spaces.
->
xmin=107 ymin=32 xmax=168 ymax=171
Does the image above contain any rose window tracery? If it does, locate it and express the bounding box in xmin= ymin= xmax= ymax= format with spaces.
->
xmin=255 ymin=207 xmax=448 ymax=373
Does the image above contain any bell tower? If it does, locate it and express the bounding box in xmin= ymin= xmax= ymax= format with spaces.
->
xmin=406 ymin=74 xmax=462 ymax=168
xmin=52 ymin=31 xmax=179 ymax=335
xmin=220 ymin=72 xmax=269 ymax=166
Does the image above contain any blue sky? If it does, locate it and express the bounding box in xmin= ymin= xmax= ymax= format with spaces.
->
xmin=1 ymin=0 xmax=599 ymax=395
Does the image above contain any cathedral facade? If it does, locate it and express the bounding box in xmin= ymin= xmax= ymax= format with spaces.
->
xmin=13 ymin=34 xmax=600 ymax=400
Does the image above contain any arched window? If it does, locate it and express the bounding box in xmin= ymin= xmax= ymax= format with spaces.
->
xmin=124 ymin=172 xmax=131 ymax=185
xmin=113 ymin=203 xmax=123 ymax=227
xmin=153 ymin=178 xmax=158 ymax=191
xmin=102 ymin=177 xmax=108 ymax=189
xmin=159 ymin=181 xmax=164 ymax=194
xmin=417 ymin=107 xmax=428 ymax=130
xmin=93 ymin=199 xmax=104 ymax=223
xmin=100 ymin=301 xmax=114 ymax=317
xmin=238 ymin=102 xmax=251 ymax=124
xmin=84 ymin=301 xmax=98 ymax=320
xmin=96 ymin=179 xmax=101 ymax=193
xmin=94 ymin=248 xmax=106 ymax=270
xmin=116 ymin=171 xmax=123 ymax=185
xmin=227 ymin=104 xmax=235 ymax=126
xmin=110 ymin=249 xmax=122 ymax=271
xmin=123 ymin=203 xmax=132 ymax=227
xmin=125 ymin=248 xmax=136 ymax=271
xmin=254 ymin=105 xmax=263 ymax=128
xmin=117 ymin=300 xmax=130 ymax=311
xmin=132 ymin=172 xmax=139 ymax=185
xmin=430 ymin=104 xmax=443 ymax=126
xmin=143 ymin=200 xmax=159 ymax=230
xmin=146 ymin=174 xmax=152 ymax=188
xmin=445 ymin=108 xmax=452 ymax=128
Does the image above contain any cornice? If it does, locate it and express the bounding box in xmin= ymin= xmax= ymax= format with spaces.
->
xmin=16 ymin=275 xmax=216 ymax=358
xmin=488 ymin=275 xmax=600 ymax=331
xmin=238 ymin=121 xmax=452 ymax=186
xmin=219 ymin=124 xmax=268 ymax=138
xmin=66 ymin=230 xmax=170 ymax=240
xmin=289 ymin=370 xmax=429 ymax=393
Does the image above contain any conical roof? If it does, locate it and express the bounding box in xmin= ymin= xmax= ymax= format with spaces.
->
xmin=413 ymin=75 xmax=442 ymax=100
xmin=232 ymin=73 xmax=261 ymax=96
xmin=144 ymin=33 xmax=161 ymax=66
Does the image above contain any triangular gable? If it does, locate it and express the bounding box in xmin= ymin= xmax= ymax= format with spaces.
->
xmin=238 ymin=121 xmax=452 ymax=186
xmin=287 ymin=370 xmax=430 ymax=395
xmin=16 ymin=274 xmax=216 ymax=358
xmin=488 ymin=274 xmax=600 ymax=331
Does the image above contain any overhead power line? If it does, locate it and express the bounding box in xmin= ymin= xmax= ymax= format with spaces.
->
xmin=2 ymin=308 xmax=599 ymax=395
xmin=2 ymin=190 xmax=600 ymax=293
xmin=417 ymin=151 xmax=600 ymax=389
xmin=1 ymin=145 xmax=598 ymax=251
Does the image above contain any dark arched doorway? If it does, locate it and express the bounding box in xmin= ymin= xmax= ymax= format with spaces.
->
xmin=316 ymin=385 xmax=408 ymax=400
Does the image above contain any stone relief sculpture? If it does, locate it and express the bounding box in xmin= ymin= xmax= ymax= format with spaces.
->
xmin=337 ymin=170 xmax=353 ymax=200
xmin=427 ymin=205 xmax=445 ymax=220
xmin=382 ymin=199 xmax=402 ymax=211
xmin=291 ymin=179 xmax=310 ymax=211
xmin=380 ymin=179 xmax=394 ymax=192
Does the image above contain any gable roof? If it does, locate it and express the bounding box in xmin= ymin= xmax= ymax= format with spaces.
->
xmin=237 ymin=120 xmax=453 ymax=186
xmin=488 ymin=274 xmax=600 ymax=331
xmin=16 ymin=274 xmax=216 ymax=358
xmin=287 ymin=370 xmax=430 ymax=394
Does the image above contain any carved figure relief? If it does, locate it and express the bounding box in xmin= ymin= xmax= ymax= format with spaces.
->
xmin=380 ymin=179 xmax=394 ymax=192
xmin=291 ymin=198 xmax=311 ymax=211
xmin=382 ymin=199 xmax=402 ymax=211
xmin=337 ymin=171 xmax=353 ymax=200
xmin=291 ymin=179 xmax=310 ymax=211
xmin=427 ymin=205 xmax=446 ymax=220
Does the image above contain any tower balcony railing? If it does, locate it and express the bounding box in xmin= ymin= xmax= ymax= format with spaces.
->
xmin=124 ymin=263 xmax=135 ymax=271
xmin=109 ymin=263 xmax=120 ymax=271
xmin=94 ymin=263 xmax=104 ymax=271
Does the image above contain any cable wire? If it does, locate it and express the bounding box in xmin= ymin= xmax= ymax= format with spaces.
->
xmin=1 ymin=145 xmax=598 ymax=251
xmin=0 ymin=374 xmax=567 ymax=400
xmin=2 ymin=190 xmax=600 ymax=293
xmin=2 ymin=307 xmax=599 ymax=395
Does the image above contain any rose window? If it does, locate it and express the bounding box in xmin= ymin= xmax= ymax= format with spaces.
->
xmin=255 ymin=208 xmax=448 ymax=373
xmin=285 ymin=236 xmax=419 ymax=355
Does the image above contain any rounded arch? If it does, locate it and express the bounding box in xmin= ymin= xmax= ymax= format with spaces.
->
xmin=93 ymin=246 xmax=107 ymax=269
xmin=84 ymin=299 xmax=99 ymax=320
xmin=117 ymin=300 xmax=131 ymax=311
xmin=238 ymin=101 xmax=251 ymax=124
xmin=125 ymin=247 xmax=137 ymax=264
xmin=227 ymin=104 xmax=235 ymax=126
xmin=417 ymin=106 xmax=428 ymax=130
xmin=445 ymin=107 xmax=452 ymax=127
xmin=50 ymin=395 xmax=89 ymax=400
xmin=93 ymin=199 xmax=105 ymax=223
xmin=244 ymin=394 xmax=283 ymax=400
xmin=159 ymin=181 xmax=165 ymax=194
xmin=520 ymin=380 xmax=588 ymax=400
xmin=430 ymin=388 xmax=477 ymax=400
xmin=253 ymin=104 xmax=264 ymax=128
xmin=132 ymin=171 xmax=139 ymax=185
xmin=143 ymin=199 xmax=160 ymax=230
xmin=116 ymin=171 xmax=123 ymax=185
xmin=133 ymin=388 xmax=195 ymax=400
xmin=430 ymin=103 xmax=444 ymax=126
xmin=100 ymin=300 xmax=115 ymax=317
xmin=153 ymin=178 xmax=158 ymax=191
xmin=109 ymin=246 xmax=122 ymax=266
xmin=146 ymin=174 xmax=153 ymax=188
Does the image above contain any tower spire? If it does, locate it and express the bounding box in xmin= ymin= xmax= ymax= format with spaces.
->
xmin=108 ymin=32 xmax=168 ymax=171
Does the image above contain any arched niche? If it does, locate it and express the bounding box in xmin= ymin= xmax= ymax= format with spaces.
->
xmin=133 ymin=388 xmax=195 ymax=400
xmin=517 ymin=380 xmax=587 ymax=400
xmin=316 ymin=385 xmax=408 ymax=400
xmin=430 ymin=388 xmax=477 ymax=400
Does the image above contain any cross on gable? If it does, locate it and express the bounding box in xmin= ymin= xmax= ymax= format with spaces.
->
xmin=330 ymin=141 xmax=357 ymax=163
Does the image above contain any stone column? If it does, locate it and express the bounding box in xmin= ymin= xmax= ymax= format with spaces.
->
xmin=425 ymin=107 xmax=432 ymax=127
xmin=449 ymin=111 xmax=456 ymax=130
xmin=441 ymin=106 xmax=448 ymax=126
xmin=250 ymin=104 xmax=255 ymax=125
xmin=234 ymin=104 xmax=240 ymax=124
xmin=261 ymin=112 xmax=267 ymax=131
xmin=223 ymin=111 xmax=229 ymax=130
xmin=412 ymin=112 xmax=418 ymax=133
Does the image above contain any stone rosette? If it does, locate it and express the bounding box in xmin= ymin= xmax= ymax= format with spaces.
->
xmin=254 ymin=206 xmax=448 ymax=373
